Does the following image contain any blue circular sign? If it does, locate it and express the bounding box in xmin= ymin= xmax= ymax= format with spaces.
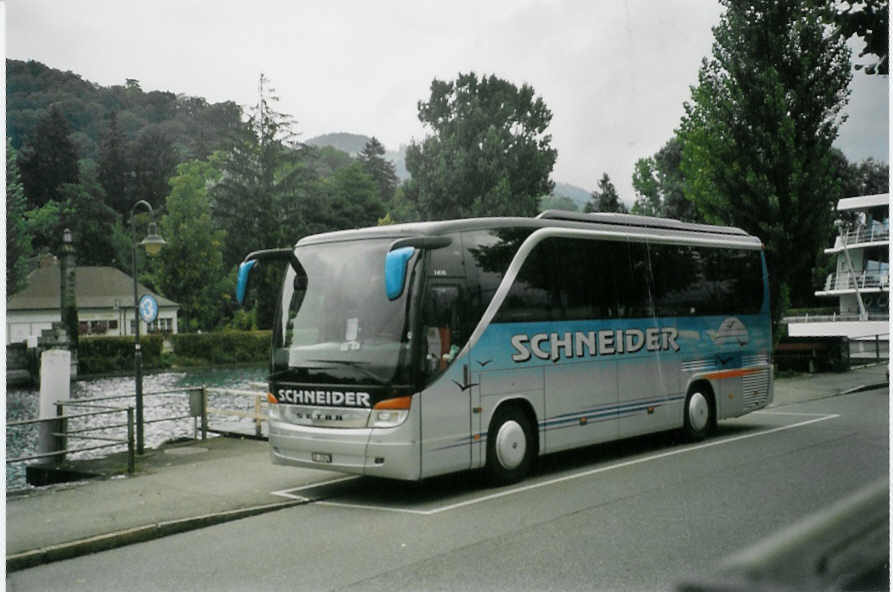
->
xmin=139 ymin=294 xmax=159 ymax=324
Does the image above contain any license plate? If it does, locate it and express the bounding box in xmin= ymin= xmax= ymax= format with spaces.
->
xmin=312 ymin=452 xmax=332 ymax=463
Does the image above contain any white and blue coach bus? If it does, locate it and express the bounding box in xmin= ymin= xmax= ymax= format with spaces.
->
xmin=237 ymin=211 xmax=773 ymax=484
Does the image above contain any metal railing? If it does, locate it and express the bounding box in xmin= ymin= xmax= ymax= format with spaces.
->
xmin=822 ymin=271 xmax=889 ymax=292
xmin=6 ymin=405 xmax=135 ymax=473
xmin=783 ymin=312 xmax=889 ymax=324
xmin=6 ymin=386 xmax=269 ymax=478
xmin=205 ymin=388 xmax=268 ymax=438
xmin=834 ymin=225 xmax=890 ymax=248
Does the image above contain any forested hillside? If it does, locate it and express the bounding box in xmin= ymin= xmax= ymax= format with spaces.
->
xmin=307 ymin=132 xmax=408 ymax=180
xmin=6 ymin=61 xmax=402 ymax=332
xmin=6 ymin=60 xmax=598 ymax=330
xmin=7 ymin=59 xmax=243 ymax=162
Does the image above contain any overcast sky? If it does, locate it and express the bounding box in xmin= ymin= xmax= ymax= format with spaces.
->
xmin=5 ymin=0 xmax=889 ymax=205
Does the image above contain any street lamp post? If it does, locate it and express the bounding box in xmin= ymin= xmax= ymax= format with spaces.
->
xmin=130 ymin=200 xmax=166 ymax=454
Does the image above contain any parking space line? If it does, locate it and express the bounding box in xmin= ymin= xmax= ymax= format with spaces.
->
xmin=272 ymin=476 xmax=360 ymax=500
xmin=316 ymin=501 xmax=430 ymax=515
xmin=755 ymin=410 xmax=836 ymax=416
xmin=274 ymin=413 xmax=839 ymax=514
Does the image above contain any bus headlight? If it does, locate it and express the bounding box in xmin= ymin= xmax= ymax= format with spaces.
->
xmin=368 ymin=396 xmax=412 ymax=428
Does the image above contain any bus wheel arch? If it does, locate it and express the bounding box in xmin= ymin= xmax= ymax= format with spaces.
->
xmin=485 ymin=399 xmax=538 ymax=485
xmin=682 ymin=380 xmax=716 ymax=441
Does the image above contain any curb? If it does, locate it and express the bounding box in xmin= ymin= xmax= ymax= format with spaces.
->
xmin=839 ymin=382 xmax=889 ymax=396
xmin=6 ymin=499 xmax=304 ymax=573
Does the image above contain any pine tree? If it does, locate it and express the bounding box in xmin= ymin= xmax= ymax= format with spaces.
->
xmin=6 ymin=138 xmax=32 ymax=295
xmin=130 ymin=128 xmax=178 ymax=209
xmin=211 ymin=74 xmax=317 ymax=329
xmin=584 ymin=173 xmax=627 ymax=213
xmin=359 ymin=137 xmax=398 ymax=205
xmin=19 ymin=106 xmax=79 ymax=208
xmin=98 ymin=112 xmax=130 ymax=213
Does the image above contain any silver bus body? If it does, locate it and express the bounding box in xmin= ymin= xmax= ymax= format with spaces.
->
xmin=262 ymin=212 xmax=774 ymax=481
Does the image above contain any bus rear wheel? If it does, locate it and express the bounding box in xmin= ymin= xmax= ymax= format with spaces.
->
xmin=683 ymin=387 xmax=714 ymax=441
xmin=485 ymin=406 xmax=534 ymax=486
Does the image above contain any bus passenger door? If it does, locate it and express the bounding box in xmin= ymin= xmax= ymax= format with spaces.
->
xmin=418 ymin=282 xmax=474 ymax=478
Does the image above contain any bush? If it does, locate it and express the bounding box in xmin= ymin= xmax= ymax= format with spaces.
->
xmin=79 ymin=335 xmax=165 ymax=374
xmin=171 ymin=331 xmax=271 ymax=365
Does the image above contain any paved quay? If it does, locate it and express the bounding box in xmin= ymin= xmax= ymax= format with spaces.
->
xmin=6 ymin=363 xmax=888 ymax=572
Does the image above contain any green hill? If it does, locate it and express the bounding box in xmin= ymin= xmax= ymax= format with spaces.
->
xmin=306 ymin=133 xmax=408 ymax=180
xmin=305 ymin=132 xmax=370 ymax=155
xmin=6 ymin=59 xmax=243 ymax=161
xmin=553 ymin=182 xmax=591 ymax=210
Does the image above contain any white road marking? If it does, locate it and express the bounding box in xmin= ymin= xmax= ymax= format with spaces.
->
xmin=272 ymin=475 xmax=360 ymax=500
xmin=287 ymin=413 xmax=839 ymax=515
xmin=755 ymin=410 xmax=836 ymax=417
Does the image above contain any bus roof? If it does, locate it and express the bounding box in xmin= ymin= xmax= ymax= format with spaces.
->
xmin=296 ymin=212 xmax=761 ymax=248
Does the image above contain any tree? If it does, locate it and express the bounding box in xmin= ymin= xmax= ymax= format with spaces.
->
xmin=157 ymin=159 xmax=227 ymax=331
xmin=843 ymin=156 xmax=889 ymax=196
xmin=58 ymin=160 xmax=122 ymax=266
xmin=584 ymin=173 xmax=627 ymax=213
xmin=359 ymin=137 xmax=398 ymax=205
xmin=18 ymin=105 xmax=79 ymax=208
xmin=631 ymin=138 xmax=699 ymax=221
xmin=211 ymin=74 xmax=317 ymax=329
xmin=130 ymin=127 xmax=178 ymax=209
xmin=7 ymin=138 xmax=32 ymax=294
xmin=678 ymin=0 xmax=851 ymax=317
xmin=98 ymin=112 xmax=130 ymax=213
xmin=405 ymin=72 xmax=557 ymax=219
xmin=318 ymin=162 xmax=385 ymax=229
xmin=818 ymin=0 xmax=888 ymax=74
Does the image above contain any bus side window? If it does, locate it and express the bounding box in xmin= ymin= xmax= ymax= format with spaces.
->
xmin=556 ymin=237 xmax=619 ymax=320
xmin=617 ymin=241 xmax=653 ymax=319
xmin=422 ymin=284 xmax=467 ymax=376
xmin=650 ymin=243 xmax=701 ymax=317
xmin=494 ymin=241 xmax=557 ymax=323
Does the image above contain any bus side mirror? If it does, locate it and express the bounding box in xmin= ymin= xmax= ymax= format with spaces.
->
xmin=236 ymin=260 xmax=258 ymax=306
xmin=385 ymin=247 xmax=415 ymax=300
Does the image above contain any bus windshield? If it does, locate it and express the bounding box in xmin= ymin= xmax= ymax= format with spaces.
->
xmin=273 ymin=239 xmax=415 ymax=386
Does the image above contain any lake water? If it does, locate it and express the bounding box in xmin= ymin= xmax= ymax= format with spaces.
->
xmin=6 ymin=365 xmax=268 ymax=490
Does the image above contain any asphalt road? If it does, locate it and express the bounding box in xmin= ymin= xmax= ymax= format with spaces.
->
xmin=8 ymin=387 xmax=888 ymax=592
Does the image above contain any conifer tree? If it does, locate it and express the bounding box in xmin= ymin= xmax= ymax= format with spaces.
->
xmin=359 ymin=137 xmax=398 ymax=205
xmin=98 ymin=112 xmax=130 ymax=213
xmin=7 ymin=138 xmax=32 ymax=294
xmin=211 ymin=74 xmax=317 ymax=329
xmin=584 ymin=173 xmax=627 ymax=213
xmin=19 ymin=106 xmax=79 ymax=208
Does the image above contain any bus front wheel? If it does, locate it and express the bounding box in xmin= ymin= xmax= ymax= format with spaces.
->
xmin=683 ymin=387 xmax=714 ymax=441
xmin=485 ymin=406 xmax=534 ymax=485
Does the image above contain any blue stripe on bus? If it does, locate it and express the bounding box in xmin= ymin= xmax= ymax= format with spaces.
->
xmin=430 ymin=394 xmax=686 ymax=451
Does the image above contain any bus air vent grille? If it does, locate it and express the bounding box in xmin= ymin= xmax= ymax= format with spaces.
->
xmin=742 ymin=369 xmax=771 ymax=412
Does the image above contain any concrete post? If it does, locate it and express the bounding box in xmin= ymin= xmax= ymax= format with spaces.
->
xmin=38 ymin=349 xmax=71 ymax=464
xmin=60 ymin=228 xmax=79 ymax=378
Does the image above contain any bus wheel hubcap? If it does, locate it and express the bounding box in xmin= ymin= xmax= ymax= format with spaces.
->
xmin=688 ymin=393 xmax=709 ymax=432
xmin=495 ymin=420 xmax=526 ymax=470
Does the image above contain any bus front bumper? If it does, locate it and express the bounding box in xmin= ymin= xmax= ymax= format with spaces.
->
xmin=269 ymin=419 xmax=421 ymax=481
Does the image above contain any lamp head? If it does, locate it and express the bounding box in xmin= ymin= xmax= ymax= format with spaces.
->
xmin=140 ymin=222 xmax=166 ymax=256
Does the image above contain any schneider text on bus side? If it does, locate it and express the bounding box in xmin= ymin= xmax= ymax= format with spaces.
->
xmin=510 ymin=327 xmax=680 ymax=363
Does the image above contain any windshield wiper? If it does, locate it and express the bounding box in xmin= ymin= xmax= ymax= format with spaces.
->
xmin=306 ymin=359 xmax=388 ymax=384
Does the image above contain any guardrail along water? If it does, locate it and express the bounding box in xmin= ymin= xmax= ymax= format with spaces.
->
xmin=6 ymin=366 xmax=268 ymax=490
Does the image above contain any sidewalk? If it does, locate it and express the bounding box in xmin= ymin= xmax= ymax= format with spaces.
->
xmin=6 ymin=364 xmax=888 ymax=571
